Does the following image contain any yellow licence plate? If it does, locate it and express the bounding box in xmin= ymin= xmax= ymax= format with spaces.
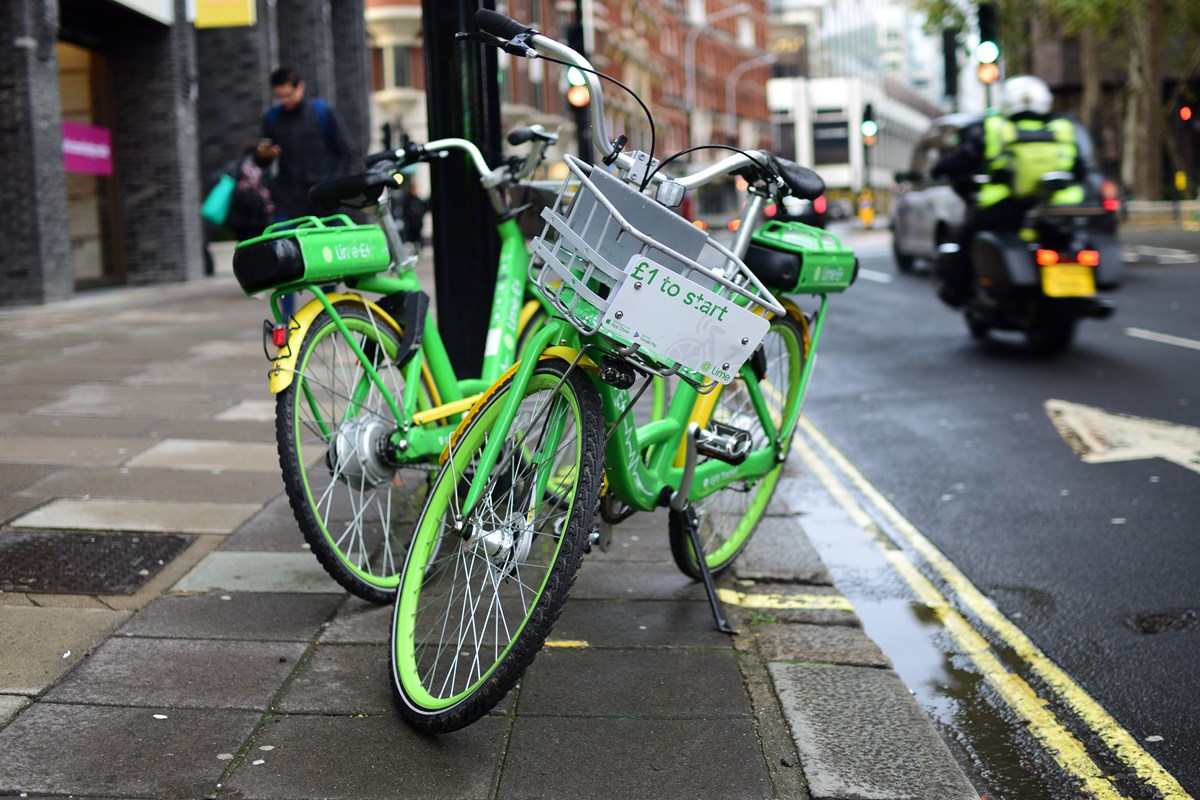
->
xmin=1041 ymin=264 xmax=1096 ymax=298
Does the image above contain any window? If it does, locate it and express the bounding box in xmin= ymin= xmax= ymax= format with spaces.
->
xmin=392 ymin=46 xmax=412 ymax=89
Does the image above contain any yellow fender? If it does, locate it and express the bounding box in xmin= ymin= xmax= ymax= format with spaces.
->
xmin=267 ymin=293 xmax=403 ymax=394
xmin=672 ymin=299 xmax=810 ymax=467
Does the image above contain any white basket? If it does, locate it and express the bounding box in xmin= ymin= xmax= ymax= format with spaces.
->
xmin=530 ymin=155 xmax=782 ymax=386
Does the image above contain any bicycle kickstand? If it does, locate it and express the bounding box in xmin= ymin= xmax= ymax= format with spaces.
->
xmin=671 ymin=424 xmax=737 ymax=635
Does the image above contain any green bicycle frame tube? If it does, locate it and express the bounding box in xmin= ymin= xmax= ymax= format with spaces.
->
xmin=479 ymin=218 xmax=532 ymax=384
xmin=460 ymin=319 xmax=569 ymax=516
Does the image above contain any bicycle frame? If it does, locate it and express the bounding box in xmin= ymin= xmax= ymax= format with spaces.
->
xmin=264 ymin=208 xmax=543 ymax=466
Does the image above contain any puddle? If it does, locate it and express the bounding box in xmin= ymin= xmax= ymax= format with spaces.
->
xmin=783 ymin=475 xmax=1082 ymax=799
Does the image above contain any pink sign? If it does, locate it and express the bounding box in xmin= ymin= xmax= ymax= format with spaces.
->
xmin=62 ymin=121 xmax=113 ymax=176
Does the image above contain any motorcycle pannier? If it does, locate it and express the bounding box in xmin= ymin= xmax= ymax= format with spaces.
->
xmin=744 ymin=221 xmax=857 ymax=295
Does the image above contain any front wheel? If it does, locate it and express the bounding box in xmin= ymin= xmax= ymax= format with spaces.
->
xmin=391 ymin=358 xmax=604 ymax=733
xmin=669 ymin=313 xmax=808 ymax=580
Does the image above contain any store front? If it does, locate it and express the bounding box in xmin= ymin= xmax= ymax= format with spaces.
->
xmin=58 ymin=41 xmax=123 ymax=287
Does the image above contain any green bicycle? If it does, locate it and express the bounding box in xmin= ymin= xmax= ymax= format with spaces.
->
xmin=232 ymin=128 xmax=561 ymax=603
xmin=388 ymin=11 xmax=858 ymax=733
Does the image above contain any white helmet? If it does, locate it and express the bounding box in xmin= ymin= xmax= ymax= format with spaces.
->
xmin=1002 ymin=75 xmax=1053 ymax=116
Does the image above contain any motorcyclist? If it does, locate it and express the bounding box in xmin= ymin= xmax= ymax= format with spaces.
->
xmin=932 ymin=75 xmax=1087 ymax=306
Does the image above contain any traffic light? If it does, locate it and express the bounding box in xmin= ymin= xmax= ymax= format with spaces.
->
xmin=566 ymin=67 xmax=590 ymax=108
xmin=977 ymin=3 xmax=999 ymax=65
xmin=861 ymin=103 xmax=878 ymax=147
xmin=1181 ymin=105 xmax=1194 ymax=123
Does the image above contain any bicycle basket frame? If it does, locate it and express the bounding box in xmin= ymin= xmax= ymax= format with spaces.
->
xmin=530 ymin=155 xmax=784 ymax=388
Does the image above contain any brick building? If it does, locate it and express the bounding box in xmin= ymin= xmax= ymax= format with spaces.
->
xmin=365 ymin=0 xmax=772 ymax=210
xmin=0 ymin=0 xmax=370 ymax=308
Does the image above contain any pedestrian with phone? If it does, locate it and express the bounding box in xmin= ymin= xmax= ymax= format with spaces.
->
xmin=259 ymin=66 xmax=354 ymax=222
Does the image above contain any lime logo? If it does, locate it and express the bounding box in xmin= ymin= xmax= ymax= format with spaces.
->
xmin=701 ymin=360 xmax=712 ymax=372
xmin=322 ymin=246 xmax=334 ymax=263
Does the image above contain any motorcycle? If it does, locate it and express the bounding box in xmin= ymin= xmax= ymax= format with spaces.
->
xmin=937 ymin=172 xmax=1121 ymax=355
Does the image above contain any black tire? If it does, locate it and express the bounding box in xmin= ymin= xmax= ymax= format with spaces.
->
xmin=1026 ymin=303 xmax=1077 ymax=356
xmin=892 ymin=237 xmax=916 ymax=273
xmin=669 ymin=313 xmax=808 ymax=580
xmin=390 ymin=358 xmax=604 ymax=732
xmin=276 ymin=302 xmax=427 ymax=604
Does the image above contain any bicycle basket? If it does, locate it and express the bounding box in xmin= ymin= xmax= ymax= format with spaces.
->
xmin=531 ymin=155 xmax=783 ymax=387
xmin=232 ymin=214 xmax=390 ymax=295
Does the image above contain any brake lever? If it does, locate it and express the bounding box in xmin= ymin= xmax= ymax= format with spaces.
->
xmin=454 ymin=29 xmax=537 ymax=58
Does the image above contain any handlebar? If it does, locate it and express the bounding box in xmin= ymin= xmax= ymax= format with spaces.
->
xmin=469 ymin=10 xmax=825 ymax=199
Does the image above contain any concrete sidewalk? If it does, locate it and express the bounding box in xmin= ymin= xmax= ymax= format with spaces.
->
xmin=0 ymin=269 xmax=976 ymax=799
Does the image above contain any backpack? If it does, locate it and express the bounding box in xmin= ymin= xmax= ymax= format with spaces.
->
xmin=265 ymin=98 xmax=334 ymax=144
xmin=985 ymin=115 xmax=1078 ymax=200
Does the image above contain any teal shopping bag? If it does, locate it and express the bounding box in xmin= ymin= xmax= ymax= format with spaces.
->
xmin=201 ymin=173 xmax=237 ymax=226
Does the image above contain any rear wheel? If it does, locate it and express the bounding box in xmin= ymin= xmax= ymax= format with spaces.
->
xmin=669 ymin=313 xmax=807 ymax=580
xmin=391 ymin=358 xmax=603 ymax=732
xmin=277 ymin=302 xmax=429 ymax=604
xmin=1026 ymin=302 xmax=1077 ymax=356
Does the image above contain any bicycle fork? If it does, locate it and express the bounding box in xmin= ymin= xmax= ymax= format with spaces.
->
xmin=670 ymin=423 xmax=737 ymax=635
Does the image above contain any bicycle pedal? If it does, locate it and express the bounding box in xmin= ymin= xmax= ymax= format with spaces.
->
xmin=695 ymin=422 xmax=752 ymax=465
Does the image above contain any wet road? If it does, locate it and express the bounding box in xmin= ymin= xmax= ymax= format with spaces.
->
xmin=796 ymin=226 xmax=1200 ymax=798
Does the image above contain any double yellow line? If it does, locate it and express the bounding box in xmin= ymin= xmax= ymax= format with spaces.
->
xmin=794 ymin=417 xmax=1191 ymax=800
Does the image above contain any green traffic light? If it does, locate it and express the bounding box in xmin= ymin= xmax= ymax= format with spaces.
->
xmin=977 ymin=40 xmax=999 ymax=64
xmin=567 ymin=67 xmax=587 ymax=87
xmin=861 ymin=120 xmax=878 ymax=137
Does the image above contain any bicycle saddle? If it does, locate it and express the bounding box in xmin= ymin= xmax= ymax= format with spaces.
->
xmin=767 ymin=154 xmax=826 ymax=201
xmin=308 ymin=170 xmax=398 ymax=210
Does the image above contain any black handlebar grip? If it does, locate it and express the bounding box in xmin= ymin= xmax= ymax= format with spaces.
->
xmin=475 ymin=9 xmax=534 ymax=40
xmin=364 ymin=149 xmax=399 ymax=167
xmin=507 ymin=127 xmax=535 ymax=146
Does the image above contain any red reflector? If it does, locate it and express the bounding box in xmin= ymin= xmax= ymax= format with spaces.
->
xmin=813 ymin=195 xmax=827 ymax=214
xmin=272 ymin=326 xmax=288 ymax=348
xmin=1077 ymin=250 xmax=1100 ymax=266
xmin=1036 ymin=249 xmax=1059 ymax=266
xmin=1103 ymin=198 xmax=1120 ymax=212
xmin=765 ymin=203 xmax=777 ymax=218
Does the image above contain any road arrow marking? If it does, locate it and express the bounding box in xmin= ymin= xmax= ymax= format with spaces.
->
xmin=1045 ymin=399 xmax=1200 ymax=476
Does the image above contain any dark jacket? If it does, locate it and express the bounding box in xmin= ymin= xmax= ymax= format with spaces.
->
xmin=261 ymin=98 xmax=354 ymax=219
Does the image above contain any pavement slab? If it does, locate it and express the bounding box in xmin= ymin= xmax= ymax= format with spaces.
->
xmin=0 ymin=495 xmax=45 ymax=526
xmin=0 ymin=464 xmax=52 ymax=493
xmin=0 ymin=605 xmax=130 ymax=694
xmin=220 ymin=713 xmax=509 ymax=800
xmin=31 ymin=384 xmax=232 ymax=418
xmin=770 ymin=662 xmax=978 ymax=800
xmin=571 ymin=559 xmax=714 ymax=601
xmin=45 ymin=637 xmax=307 ymax=710
xmin=12 ymin=497 xmax=261 ymax=534
xmin=124 ymin=438 xmax=280 ymax=472
xmin=117 ymin=592 xmax=341 ymax=641
xmin=551 ymin=598 xmax=734 ymax=649
xmin=276 ymin=643 xmax=394 ymax=715
xmin=218 ymin=494 xmax=308 ymax=552
xmin=319 ymin=597 xmax=393 ymax=644
xmin=753 ymin=622 xmax=892 ymax=668
xmin=0 ymin=703 xmax=259 ymax=799
xmin=20 ymin=465 xmax=285 ymax=504
xmin=516 ymin=647 xmax=749 ymax=718
xmin=0 ymin=695 xmax=29 ymax=727
xmin=0 ymin=412 xmax=154 ymax=437
xmin=215 ymin=399 xmax=276 ymax=421
xmin=0 ymin=434 xmax=155 ymax=466
xmin=172 ymin=551 xmax=341 ymax=594
xmin=735 ymin=514 xmax=835 ymax=585
xmin=500 ymin=716 xmax=773 ymax=800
